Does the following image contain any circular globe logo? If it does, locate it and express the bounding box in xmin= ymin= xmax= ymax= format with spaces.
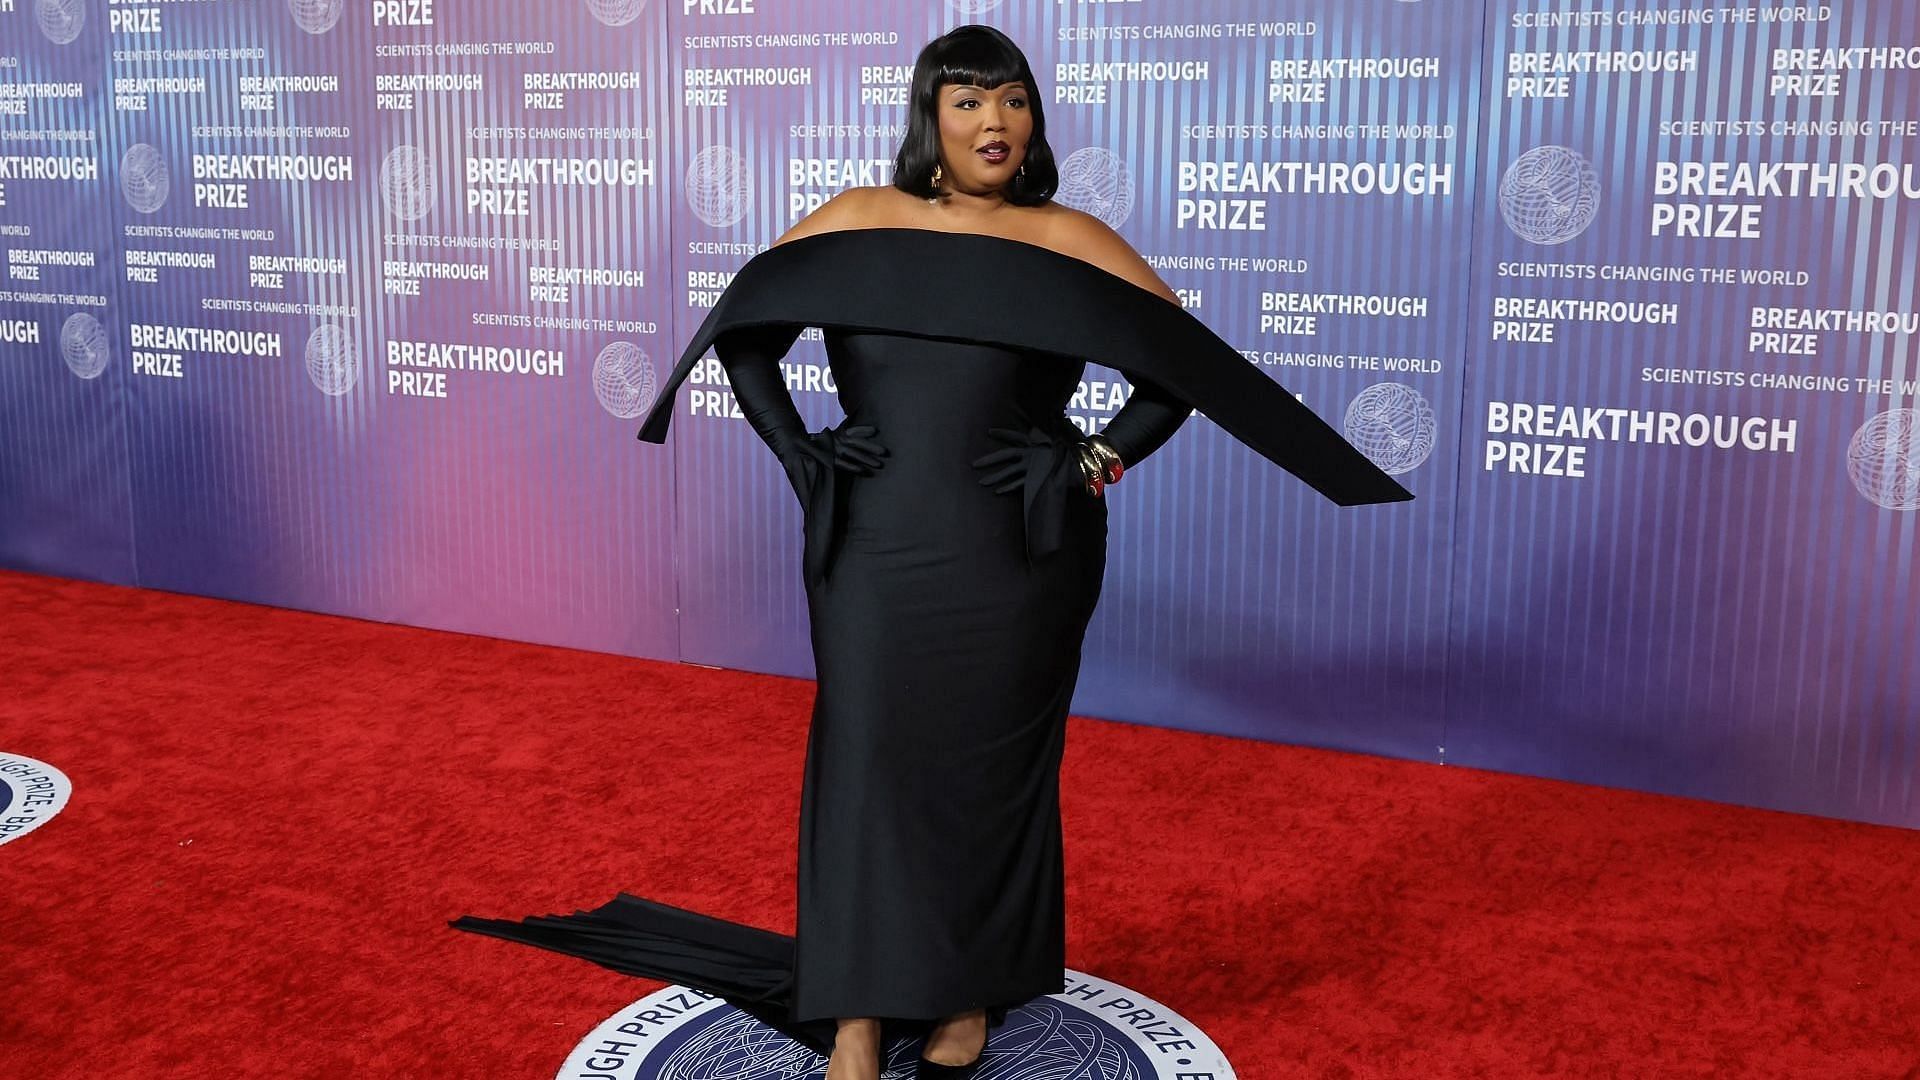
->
xmin=946 ymin=0 xmax=1007 ymax=12
xmin=0 ymin=752 xmax=73 ymax=847
xmin=36 ymin=0 xmax=86 ymax=45
xmin=59 ymin=311 xmax=110 ymax=379
xmin=380 ymin=144 xmax=436 ymax=222
xmin=584 ymin=0 xmax=648 ymax=27
xmin=555 ymin=969 xmax=1235 ymax=1079
xmin=686 ymin=145 xmax=753 ymax=229
xmin=1344 ymin=382 xmax=1436 ymax=476
xmin=120 ymin=142 xmax=170 ymax=215
xmin=286 ymin=0 xmax=345 ymax=34
xmin=1498 ymin=145 xmax=1600 ymax=246
xmin=304 ymin=324 xmax=359 ymax=396
xmin=592 ymin=340 xmax=657 ymax=419
xmin=1055 ymin=147 xmax=1135 ymax=230
xmin=1846 ymin=409 xmax=1920 ymax=511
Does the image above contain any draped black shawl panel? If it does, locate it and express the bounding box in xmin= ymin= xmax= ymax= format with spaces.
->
xmin=640 ymin=227 xmax=1413 ymax=508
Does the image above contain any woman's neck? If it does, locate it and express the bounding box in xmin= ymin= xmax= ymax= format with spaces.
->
xmin=934 ymin=184 xmax=1010 ymax=218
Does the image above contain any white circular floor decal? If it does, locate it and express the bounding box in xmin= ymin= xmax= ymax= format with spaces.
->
xmin=0 ymin=753 xmax=71 ymax=846
xmin=557 ymin=968 xmax=1236 ymax=1079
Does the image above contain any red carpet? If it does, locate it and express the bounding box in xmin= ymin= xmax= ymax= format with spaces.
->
xmin=2 ymin=567 xmax=1916 ymax=1078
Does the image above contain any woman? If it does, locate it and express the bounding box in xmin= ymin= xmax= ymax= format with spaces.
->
xmin=453 ymin=25 xmax=1408 ymax=1080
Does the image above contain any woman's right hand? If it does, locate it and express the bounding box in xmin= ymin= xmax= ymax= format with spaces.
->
xmin=817 ymin=422 xmax=888 ymax=474
xmin=782 ymin=422 xmax=886 ymax=588
xmin=781 ymin=422 xmax=887 ymax=501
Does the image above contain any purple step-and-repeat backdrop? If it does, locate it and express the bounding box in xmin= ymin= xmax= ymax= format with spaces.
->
xmin=0 ymin=0 xmax=1912 ymax=828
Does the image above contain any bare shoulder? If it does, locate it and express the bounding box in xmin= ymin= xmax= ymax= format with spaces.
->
xmin=1038 ymin=206 xmax=1182 ymax=306
xmin=772 ymin=185 xmax=890 ymax=246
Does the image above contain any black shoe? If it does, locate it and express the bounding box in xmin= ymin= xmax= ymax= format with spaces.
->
xmin=915 ymin=1007 xmax=1005 ymax=1078
xmin=913 ymin=1044 xmax=985 ymax=1079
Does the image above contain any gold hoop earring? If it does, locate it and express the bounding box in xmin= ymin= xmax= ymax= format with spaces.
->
xmin=931 ymin=163 xmax=943 ymax=187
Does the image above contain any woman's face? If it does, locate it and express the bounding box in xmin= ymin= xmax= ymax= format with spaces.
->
xmin=934 ymin=79 xmax=1034 ymax=195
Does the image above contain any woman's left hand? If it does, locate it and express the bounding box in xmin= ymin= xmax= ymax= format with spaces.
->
xmin=971 ymin=418 xmax=1095 ymax=565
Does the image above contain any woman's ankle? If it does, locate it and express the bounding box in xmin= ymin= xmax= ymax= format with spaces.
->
xmin=835 ymin=1016 xmax=881 ymax=1042
xmin=921 ymin=1009 xmax=987 ymax=1065
xmin=827 ymin=1017 xmax=884 ymax=1079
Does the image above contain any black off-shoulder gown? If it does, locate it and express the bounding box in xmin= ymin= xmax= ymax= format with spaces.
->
xmin=451 ymin=229 xmax=1411 ymax=1053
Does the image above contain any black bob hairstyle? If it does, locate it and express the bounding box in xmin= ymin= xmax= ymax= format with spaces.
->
xmin=892 ymin=25 xmax=1058 ymax=206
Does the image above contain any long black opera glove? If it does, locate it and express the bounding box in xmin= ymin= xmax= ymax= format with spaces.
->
xmin=1095 ymin=374 xmax=1193 ymax=469
xmin=971 ymin=374 xmax=1193 ymax=566
xmin=716 ymin=326 xmax=887 ymax=587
